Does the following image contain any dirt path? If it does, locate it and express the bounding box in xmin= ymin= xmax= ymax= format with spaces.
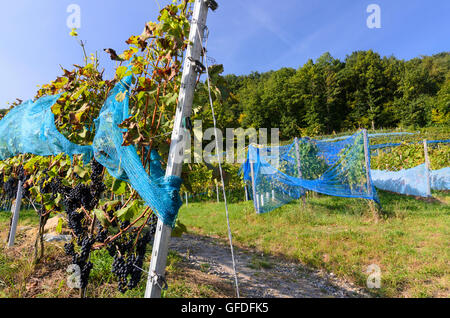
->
xmin=169 ymin=233 xmax=371 ymax=298
xmin=2 ymin=224 xmax=371 ymax=298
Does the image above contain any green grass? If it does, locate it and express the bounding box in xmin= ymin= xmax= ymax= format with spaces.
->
xmin=0 ymin=241 xmax=37 ymax=298
xmin=0 ymin=206 xmax=233 ymax=298
xmin=87 ymin=249 xmax=188 ymax=298
xmin=1 ymin=191 xmax=448 ymax=298
xmin=0 ymin=209 xmax=39 ymax=225
xmin=178 ymin=190 xmax=450 ymax=298
xmin=0 ymin=208 xmax=39 ymax=298
xmin=248 ymin=256 xmax=274 ymax=270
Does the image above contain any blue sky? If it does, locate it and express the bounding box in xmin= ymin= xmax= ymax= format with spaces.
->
xmin=0 ymin=0 xmax=449 ymax=108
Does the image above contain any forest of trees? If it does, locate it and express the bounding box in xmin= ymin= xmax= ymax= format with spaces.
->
xmin=1 ymin=51 xmax=448 ymax=141
xmin=196 ymin=50 xmax=449 ymax=140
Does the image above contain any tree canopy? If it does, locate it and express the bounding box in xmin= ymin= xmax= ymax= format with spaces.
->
xmin=195 ymin=51 xmax=449 ymax=140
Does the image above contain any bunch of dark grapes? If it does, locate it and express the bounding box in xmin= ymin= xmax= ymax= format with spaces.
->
xmin=58 ymin=183 xmax=88 ymax=236
xmin=90 ymin=160 xmax=105 ymax=205
xmin=49 ymin=177 xmax=70 ymax=197
xmin=64 ymin=236 xmax=95 ymax=289
xmin=17 ymin=165 xmax=26 ymax=183
xmin=37 ymin=173 xmax=67 ymax=210
xmin=91 ymin=160 xmax=104 ymax=179
xmin=96 ymin=225 xmax=108 ymax=243
xmin=0 ymin=172 xmax=4 ymax=192
xmin=64 ymin=242 xmax=76 ymax=256
xmin=1 ymin=165 xmax=30 ymax=203
xmin=0 ymin=173 xmax=5 ymax=204
xmin=128 ymin=230 xmax=153 ymax=289
xmin=147 ymin=213 xmax=158 ymax=237
xmin=67 ymin=210 xmax=85 ymax=236
xmin=109 ymin=223 xmax=154 ymax=293
xmin=59 ymin=158 xmax=154 ymax=294
xmin=59 ymin=159 xmax=105 ymax=236
xmin=59 ymin=159 xmax=108 ymax=290
xmin=38 ymin=170 xmax=50 ymax=193
xmin=3 ymin=177 xmax=18 ymax=199
xmin=16 ymin=165 xmax=31 ymax=198
xmin=112 ymin=255 xmax=129 ymax=293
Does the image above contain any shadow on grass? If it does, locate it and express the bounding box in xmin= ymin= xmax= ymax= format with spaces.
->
xmin=303 ymin=195 xmax=371 ymax=217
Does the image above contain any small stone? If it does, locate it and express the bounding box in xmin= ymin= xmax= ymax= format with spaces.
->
xmin=43 ymin=234 xmax=72 ymax=242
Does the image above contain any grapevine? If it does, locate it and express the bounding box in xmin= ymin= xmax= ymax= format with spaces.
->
xmin=0 ymin=0 xmax=199 ymax=296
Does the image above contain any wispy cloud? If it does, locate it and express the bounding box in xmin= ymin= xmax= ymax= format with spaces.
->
xmin=267 ymin=3 xmax=368 ymax=70
xmin=237 ymin=1 xmax=294 ymax=48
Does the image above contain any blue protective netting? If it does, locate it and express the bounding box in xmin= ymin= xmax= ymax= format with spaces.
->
xmin=0 ymin=67 xmax=182 ymax=228
xmin=370 ymin=139 xmax=450 ymax=150
xmin=320 ymin=132 xmax=416 ymax=142
xmin=431 ymin=167 xmax=450 ymax=191
xmin=369 ymin=139 xmax=450 ymax=196
xmin=92 ymin=69 xmax=182 ymax=227
xmin=371 ymin=164 xmax=450 ymax=197
xmin=241 ymin=131 xmax=379 ymax=214
xmin=0 ymin=95 xmax=93 ymax=163
xmin=371 ymin=164 xmax=431 ymax=197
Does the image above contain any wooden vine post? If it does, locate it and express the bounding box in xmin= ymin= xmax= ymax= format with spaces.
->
xmin=8 ymin=180 xmax=23 ymax=247
xmin=294 ymin=138 xmax=306 ymax=207
xmin=423 ymin=140 xmax=432 ymax=197
xmin=144 ymin=0 xmax=213 ymax=298
xmin=216 ymin=181 xmax=220 ymax=203
xmin=250 ymin=161 xmax=259 ymax=214
xmin=363 ymin=130 xmax=372 ymax=197
xmin=362 ymin=129 xmax=379 ymax=219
